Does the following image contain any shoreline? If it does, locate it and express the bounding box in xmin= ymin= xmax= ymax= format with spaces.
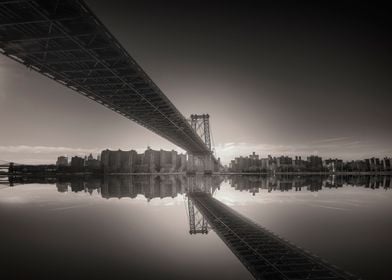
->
xmin=220 ymin=171 xmax=392 ymax=175
xmin=1 ymin=171 xmax=392 ymax=176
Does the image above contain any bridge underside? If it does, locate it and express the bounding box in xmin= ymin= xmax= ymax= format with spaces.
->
xmin=0 ymin=0 xmax=210 ymax=155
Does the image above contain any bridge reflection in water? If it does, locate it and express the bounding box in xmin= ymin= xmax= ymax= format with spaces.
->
xmin=2 ymin=175 xmax=389 ymax=279
xmin=189 ymin=192 xmax=356 ymax=280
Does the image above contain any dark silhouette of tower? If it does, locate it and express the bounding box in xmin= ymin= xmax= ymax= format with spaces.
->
xmin=190 ymin=114 xmax=211 ymax=151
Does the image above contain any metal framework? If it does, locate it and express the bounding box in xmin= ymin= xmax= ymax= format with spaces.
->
xmin=189 ymin=192 xmax=357 ymax=280
xmin=0 ymin=0 xmax=210 ymax=154
xmin=187 ymin=198 xmax=209 ymax=234
xmin=185 ymin=175 xmax=214 ymax=234
xmin=190 ymin=114 xmax=211 ymax=151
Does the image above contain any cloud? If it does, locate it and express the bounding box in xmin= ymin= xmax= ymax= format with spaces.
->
xmin=0 ymin=145 xmax=102 ymax=164
xmin=310 ymin=137 xmax=349 ymax=144
xmin=0 ymin=145 xmax=100 ymax=155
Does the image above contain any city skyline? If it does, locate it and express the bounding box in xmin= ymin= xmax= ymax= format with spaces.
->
xmin=1 ymin=1 xmax=391 ymax=164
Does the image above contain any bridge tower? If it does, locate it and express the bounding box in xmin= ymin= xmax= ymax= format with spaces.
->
xmin=187 ymin=114 xmax=214 ymax=174
xmin=190 ymin=114 xmax=211 ymax=151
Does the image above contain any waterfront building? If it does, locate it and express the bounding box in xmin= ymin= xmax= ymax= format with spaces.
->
xmin=56 ymin=156 xmax=68 ymax=166
xmin=70 ymin=156 xmax=85 ymax=171
xmin=260 ymin=158 xmax=269 ymax=171
xmin=382 ymin=158 xmax=391 ymax=171
xmin=276 ymin=156 xmax=293 ymax=172
xmin=267 ymin=155 xmax=277 ymax=172
xmin=85 ymin=153 xmax=101 ymax=171
xmin=160 ymin=149 xmax=178 ymax=173
xmin=100 ymin=148 xmax=188 ymax=174
xmin=364 ymin=157 xmax=383 ymax=172
xmin=324 ymin=158 xmax=343 ymax=172
xmin=306 ymin=155 xmax=323 ymax=171
xmin=293 ymin=156 xmax=306 ymax=171
xmin=101 ymin=149 xmax=138 ymax=173
xmin=144 ymin=148 xmax=161 ymax=172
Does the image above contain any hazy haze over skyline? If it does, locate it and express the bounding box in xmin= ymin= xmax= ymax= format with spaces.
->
xmin=0 ymin=1 xmax=391 ymax=164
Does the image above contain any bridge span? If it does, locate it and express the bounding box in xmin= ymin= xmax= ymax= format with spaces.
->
xmin=0 ymin=0 xmax=217 ymax=169
xmin=189 ymin=192 xmax=357 ymax=280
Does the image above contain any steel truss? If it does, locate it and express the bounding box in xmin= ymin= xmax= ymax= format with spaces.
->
xmin=0 ymin=0 xmax=210 ymax=154
xmin=190 ymin=114 xmax=212 ymax=151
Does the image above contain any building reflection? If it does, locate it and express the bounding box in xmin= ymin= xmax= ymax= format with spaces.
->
xmin=2 ymin=173 xmax=387 ymax=279
xmin=2 ymin=175 xmax=222 ymax=201
xmin=229 ymin=175 xmax=391 ymax=195
xmin=2 ymin=174 xmax=390 ymax=199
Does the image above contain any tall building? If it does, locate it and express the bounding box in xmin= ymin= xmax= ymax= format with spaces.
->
xmin=85 ymin=154 xmax=101 ymax=171
xmin=382 ymin=158 xmax=391 ymax=171
xmin=306 ymin=155 xmax=323 ymax=171
xmin=100 ymin=148 xmax=188 ymax=174
xmin=144 ymin=148 xmax=161 ymax=172
xmin=160 ymin=150 xmax=178 ymax=173
xmin=70 ymin=156 xmax=85 ymax=171
xmin=260 ymin=158 xmax=269 ymax=171
xmin=276 ymin=156 xmax=293 ymax=172
xmin=101 ymin=149 xmax=138 ymax=173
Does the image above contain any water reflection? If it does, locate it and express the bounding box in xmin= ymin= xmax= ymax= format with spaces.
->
xmin=229 ymin=175 xmax=391 ymax=194
xmin=3 ymin=174 xmax=390 ymax=198
xmin=1 ymin=174 xmax=391 ymax=279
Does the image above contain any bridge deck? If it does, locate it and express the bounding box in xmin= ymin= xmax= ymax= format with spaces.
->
xmin=0 ymin=0 xmax=209 ymax=154
xmin=189 ymin=192 xmax=357 ymax=280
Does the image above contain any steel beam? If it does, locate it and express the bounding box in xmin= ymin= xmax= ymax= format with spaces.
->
xmin=0 ymin=0 xmax=212 ymax=155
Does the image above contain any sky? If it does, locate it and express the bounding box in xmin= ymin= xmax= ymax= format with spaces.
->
xmin=0 ymin=1 xmax=391 ymax=164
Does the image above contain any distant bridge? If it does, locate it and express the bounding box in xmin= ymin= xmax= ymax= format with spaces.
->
xmin=0 ymin=0 xmax=217 ymax=168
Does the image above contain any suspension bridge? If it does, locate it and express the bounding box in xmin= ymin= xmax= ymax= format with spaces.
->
xmin=0 ymin=1 xmax=358 ymax=279
xmin=0 ymin=0 xmax=219 ymax=172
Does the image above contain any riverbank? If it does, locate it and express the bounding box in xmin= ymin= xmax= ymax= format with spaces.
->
xmin=221 ymin=171 xmax=392 ymax=175
xmin=2 ymin=171 xmax=392 ymax=177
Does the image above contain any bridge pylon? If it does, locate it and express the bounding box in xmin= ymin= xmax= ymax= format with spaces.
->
xmin=187 ymin=114 xmax=217 ymax=174
xmin=190 ymin=114 xmax=211 ymax=151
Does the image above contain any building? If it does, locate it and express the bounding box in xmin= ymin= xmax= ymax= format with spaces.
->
xmin=267 ymin=155 xmax=277 ymax=172
xmin=345 ymin=160 xmax=367 ymax=172
xmin=177 ymin=154 xmax=187 ymax=172
xmin=160 ymin=150 xmax=178 ymax=173
xmin=101 ymin=149 xmax=138 ymax=173
xmin=276 ymin=156 xmax=293 ymax=172
xmin=306 ymin=155 xmax=323 ymax=171
xmin=70 ymin=156 xmax=85 ymax=171
xmin=293 ymin=156 xmax=306 ymax=171
xmin=85 ymin=153 xmax=101 ymax=171
xmin=260 ymin=158 xmax=269 ymax=171
xmin=100 ymin=148 xmax=188 ymax=174
xmin=324 ymin=158 xmax=343 ymax=172
xmin=56 ymin=156 xmax=68 ymax=166
xmin=382 ymin=158 xmax=391 ymax=171
xmin=364 ymin=157 xmax=382 ymax=172
xmin=144 ymin=148 xmax=161 ymax=172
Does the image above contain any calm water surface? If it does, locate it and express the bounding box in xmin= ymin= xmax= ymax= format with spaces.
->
xmin=0 ymin=175 xmax=391 ymax=279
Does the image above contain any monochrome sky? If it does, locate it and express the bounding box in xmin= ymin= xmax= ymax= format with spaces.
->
xmin=0 ymin=1 xmax=391 ymax=164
